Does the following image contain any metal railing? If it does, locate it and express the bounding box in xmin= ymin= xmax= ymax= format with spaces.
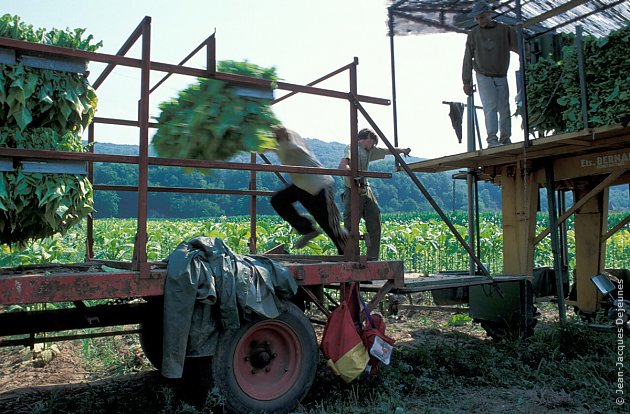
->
xmin=0 ymin=16 xmax=393 ymax=275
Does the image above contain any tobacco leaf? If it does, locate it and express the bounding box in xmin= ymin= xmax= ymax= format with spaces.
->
xmin=521 ymin=25 xmax=629 ymax=135
xmin=152 ymin=60 xmax=280 ymax=166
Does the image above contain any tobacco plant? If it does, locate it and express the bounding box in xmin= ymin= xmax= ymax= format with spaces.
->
xmin=523 ymin=25 xmax=630 ymax=135
xmin=3 ymin=213 xmax=627 ymax=277
xmin=152 ymin=60 xmax=279 ymax=164
xmin=0 ymin=15 xmax=100 ymax=246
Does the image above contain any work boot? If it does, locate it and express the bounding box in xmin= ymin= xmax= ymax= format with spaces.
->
xmin=337 ymin=227 xmax=349 ymax=254
xmin=293 ymin=229 xmax=321 ymax=249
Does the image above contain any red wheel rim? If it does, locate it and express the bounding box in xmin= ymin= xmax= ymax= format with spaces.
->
xmin=233 ymin=320 xmax=302 ymax=400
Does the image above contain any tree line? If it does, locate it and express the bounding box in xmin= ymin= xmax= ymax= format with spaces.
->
xmin=91 ymin=140 xmax=628 ymax=219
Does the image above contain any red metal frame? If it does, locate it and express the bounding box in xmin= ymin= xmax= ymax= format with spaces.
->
xmin=0 ymin=17 xmax=403 ymax=316
xmin=0 ymin=261 xmax=403 ymax=305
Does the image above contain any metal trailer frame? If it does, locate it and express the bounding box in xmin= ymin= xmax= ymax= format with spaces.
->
xmin=0 ymin=12 xmax=551 ymax=410
xmin=0 ymin=12 xmax=534 ymax=351
xmin=0 ymin=17 xmax=418 ymax=411
xmin=0 ymin=16 xmax=410 ymax=342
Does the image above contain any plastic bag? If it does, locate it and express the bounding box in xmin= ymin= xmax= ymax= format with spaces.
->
xmin=358 ymin=293 xmax=395 ymax=375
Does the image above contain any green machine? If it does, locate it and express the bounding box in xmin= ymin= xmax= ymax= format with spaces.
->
xmin=469 ymin=276 xmax=536 ymax=340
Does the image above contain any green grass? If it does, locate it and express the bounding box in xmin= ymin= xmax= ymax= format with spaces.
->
xmin=15 ymin=318 xmax=627 ymax=414
xmin=80 ymin=333 xmax=150 ymax=378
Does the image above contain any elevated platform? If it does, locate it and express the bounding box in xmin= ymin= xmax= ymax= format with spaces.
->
xmin=408 ymin=124 xmax=630 ymax=185
xmin=408 ymin=123 xmax=629 ymax=314
xmin=362 ymin=273 xmax=526 ymax=294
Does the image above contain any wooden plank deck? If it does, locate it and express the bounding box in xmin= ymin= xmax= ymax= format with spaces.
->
xmin=407 ymin=124 xmax=630 ymax=174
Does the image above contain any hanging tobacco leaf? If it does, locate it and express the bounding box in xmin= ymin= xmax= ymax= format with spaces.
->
xmin=0 ymin=14 xmax=103 ymax=51
xmin=0 ymin=14 xmax=100 ymax=246
xmin=0 ymin=128 xmax=93 ymax=246
xmin=522 ymin=25 xmax=629 ymax=135
xmin=0 ymin=62 xmax=98 ymax=133
xmin=152 ymin=60 xmax=280 ymax=164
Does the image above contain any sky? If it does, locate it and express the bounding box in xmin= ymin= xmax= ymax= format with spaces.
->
xmin=4 ymin=0 xmax=522 ymax=159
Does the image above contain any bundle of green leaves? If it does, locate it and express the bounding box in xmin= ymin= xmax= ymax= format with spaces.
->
xmin=152 ymin=60 xmax=280 ymax=163
xmin=0 ymin=14 xmax=100 ymax=246
xmin=0 ymin=128 xmax=93 ymax=246
xmin=523 ymin=25 xmax=629 ymax=135
xmin=0 ymin=13 xmax=103 ymax=51
xmin=0 ymin=62 xmax=98 ymax=132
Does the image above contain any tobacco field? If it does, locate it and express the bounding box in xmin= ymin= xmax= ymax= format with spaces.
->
xmin=0 ymin=212 xmax=629 ymax=413
xmin=1 ymin=212 xmax=629 ymax=274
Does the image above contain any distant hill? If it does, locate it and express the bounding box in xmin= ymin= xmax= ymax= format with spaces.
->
xmin=92 ymin=142 xmax=148 ymax=156
xmin=88 ymin=137 xmax=457 ymax=218
xmin=92 ymin=138 xmax=422 ymax=165
xmin=88 ymin=139 xmax=627 ymax=218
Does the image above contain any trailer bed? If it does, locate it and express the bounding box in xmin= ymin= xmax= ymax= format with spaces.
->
xmin=0 ymin=260 xmax=531 ymax=306
xmin=407 ymin=124 xmax=630 ymax=177
xmin=0 ymin=259 xmax=404 ymax=306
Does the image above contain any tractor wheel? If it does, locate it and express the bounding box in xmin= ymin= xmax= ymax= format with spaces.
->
xmin=212 ymin=302 xmax=318 ymax=414
xmin=139 ymin=297 xmax=163 ymax=369
xmin=479 ymin=320 xmax=509 ymax=341
xmin=480 ymin=303 xmax=538 ymax=341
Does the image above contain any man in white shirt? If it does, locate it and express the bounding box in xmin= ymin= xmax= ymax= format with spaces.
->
xmin=270 ymin=127 xmax=347 ymax=254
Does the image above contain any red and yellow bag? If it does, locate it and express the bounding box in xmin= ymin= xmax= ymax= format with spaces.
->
xmin=320 ymin=285 xmax=369 ymax=383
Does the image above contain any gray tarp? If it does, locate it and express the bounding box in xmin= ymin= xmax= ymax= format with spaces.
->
xmin=161 ymin=236 xmax=297 ymax=378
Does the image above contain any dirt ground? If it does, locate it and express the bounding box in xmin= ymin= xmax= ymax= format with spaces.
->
xmin=0 ymin=341 xmax=97 ymax=395
xmin=0 ymin=297 xmax=604 ymax=414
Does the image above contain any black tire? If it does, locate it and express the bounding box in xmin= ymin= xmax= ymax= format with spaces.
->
xmin=139 ymin=297 xmax=164 ymax=369
xmin=479 ymin=304 xmax=538 ymax=341
xmin=212 ymin=302 xmax=317 ymax=414
xmin=479 ymin=320 xmax=509 ymax=341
